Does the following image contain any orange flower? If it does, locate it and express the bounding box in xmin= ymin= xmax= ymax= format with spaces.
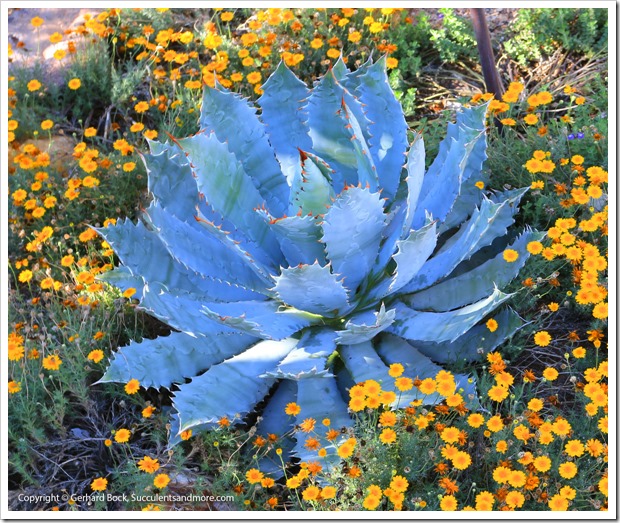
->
xmin=440 ymin=494 xmax=457 ymax=511
xmin=91 ymin=477 xmax=107 ymax=491
xmin=285 ymin=402 xmax=301 ymax=416
xmin=488 ymin=385 xmax=509 ymax=402
xmin=548 ymin=494 xmax=569 ymax=511
xmin=27 ymin=79 xmax=42 ymax=92
xmin=302 ymin=485 xmax=321 ymax=501
xmin=505 ymin=490 xmax=525 ymax=508
xmin=42 ymin=354 xmax=62 ymax=370
xmin=394 ymin=377 xmax=413 ymax=391
xmin=558 ymin=461 xmax=578 ymax=479
xmin=87 ymin=349 xmax=105 ymax=364
xmin=388 ymin=363 xmax=404 ymax=377
xmin=153 ymin=473 xmax=170 ymax=489
xmin=135 ymin=101 xmax=150 ymax=113
xmin=438 ymin=477 xmax=459 ymax=495
xmin=502 ymin=249 xmax=519 ymax=262
xmin=114 ymin=428 xmax=131 ymax=443
xmin=138 ymin=456 xmax=160 ymax=474
xmin=125 ymin=379 xmax=140 ymax=394
xmin=299 ymin=418 xmax=316 ymax=433
xmin=379 ymin=428 xmax=397 ymax=444
xmin=451 ymin=451 xmax=472 ymax=470
xmin=534 ymin=331 xmax=552 ymax=347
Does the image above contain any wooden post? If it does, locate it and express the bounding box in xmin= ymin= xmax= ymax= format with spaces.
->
xmin=470 ymin=8 xmax=503 ymax=98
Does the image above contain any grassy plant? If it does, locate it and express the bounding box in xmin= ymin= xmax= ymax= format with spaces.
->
xmin=503 ymin=8 xmax=608 ymax=66
xmin=6 ymin=7 xmax=607 ymax=512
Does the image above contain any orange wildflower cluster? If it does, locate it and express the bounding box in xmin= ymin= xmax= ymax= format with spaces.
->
xmin=527 ymin=200 xmax=608 ymax=320
xmin=93 ymin=7 xmax=406 ymax=99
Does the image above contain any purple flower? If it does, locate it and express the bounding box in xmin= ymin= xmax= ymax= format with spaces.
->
xmin=568 ymin=133 xmax=575 ymax=140
xmin=577 ymin=132 xmax=585 ymax=139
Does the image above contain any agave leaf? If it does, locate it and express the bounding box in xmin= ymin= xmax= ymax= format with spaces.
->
xmin=373 ymin=134 xmax=425 ymax=274
xmin=257 ymin=210 xmax=326 ymax=267
xmin=321 ymin=186 xmax=386 ymax=296
xmin=435 ymin=187 xmax=528 ymax=258
xmin=96 ymin=219 xmax=226 ymax=299
xmin=401 ymin=133 xmax=426 ymax=234
xmin=439 ymin=106 xmax=488 ymax=232
xmin=178 ymin=132 xmax=284 ymax=270
xmin=401 ymin=188 xmax=528 ymax=293
xmin=410 ymin=307 xmax=524 ymax=363
xmin=97 ymin=267 xmax=144 ymax=299
xmin=338 ymin=341 xmax=390 ymax=386
xmin=412 ymin=105 xmax=488 ymax=229
xmin=290 ymin=151 xmax=336 ymax=217
xmin=404 ymin=229 xmax=545 ymax=311
xmin=145 ymin=202 xmax=269 ymax=299
xmin=258 ymin=61 xmax=313 ymax=186
xmin=273 ymin=262 xmax=352 ymax=318
xmin=98 ymin=63 xmax=535 ymax=466
xmin=382 ymin=219 xmax=437 ymax=297
xmin=306 ymin=72 xmax=358 ymax=191
xmin=263 ymin=328 xmax=337 ymax=380
xmin=331 ymin=65 xmax=373 ymax=145
xmin=353 ymin=56 xmax=409 ymax=201
xmin=144 ymin=141 xmax=198 ymax=220
xmin=335 ymin=303 xmax=395 ymax=345
xmin=200 ymin=299 xmax=320 ymax=341
xmin=373 ymin=203 xmax=407 ymax=277
xmin=172 ymin=338 xmax=298 ymax=433
xmin=339 ymin=100 xmax=379 ymax=192
xmin=338 ymin=54 xmax=373 ymax=92
xmin=167 ymin=412 xmax=209 ymax=448
xmin=140 ymin=282 xmax=240 ymax=337
xmin=389 ymin=287 xmax=513 ymax=343
xmin=439 ymin=175 xmax=487 ymax=234
xmin=412 ymin=137 xmax=465 ymax=228
xmin=439 ymin=104 xmax=488 ymax=234
xmin=293 ymin=375 xmax=353 ymax=466
xmin=255 ymin=380 xmax=297 ymax=475
xmin=453 ymin=102 xmax=487 ymax=176
xmin=375 ymin=333 xmax=478 ymax=407
xmin=331 ymin=55 xmax=350 ymax=81
xmin=199 ymin=86 xmax=290 ymax=216
xmin=145 ymin=140 xmax=251 ymax=250
xmin=194 ymin=208 xmax=275 ymax=290
xmin=99 ymin=331 xmax=257 ymax=389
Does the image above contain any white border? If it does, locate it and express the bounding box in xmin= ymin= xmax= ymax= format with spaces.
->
xmin=1 ymin=1 xmax=616 ymax=519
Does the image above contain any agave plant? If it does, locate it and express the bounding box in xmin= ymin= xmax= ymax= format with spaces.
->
xmin=97 ymin=56 xmax=541 ymax=470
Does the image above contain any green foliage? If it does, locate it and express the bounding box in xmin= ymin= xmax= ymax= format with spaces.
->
xmin=62 ymin=39 xmax=114 ymax=122
xmin=388 ymin=11 xmax=431 ymax=77
xmin=429 ymin=8 xmax=478 ymax=63
xmin=7 ymin=289 xmax=151 ymax=497
xmin=503 ymin=8 xmax=608 ymax=65
xmin=388 ymin=70 xmax=417 ymax=118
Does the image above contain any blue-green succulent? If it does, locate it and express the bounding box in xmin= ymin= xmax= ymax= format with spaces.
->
xmin=96 ymin=56 xmax=541 ymax=470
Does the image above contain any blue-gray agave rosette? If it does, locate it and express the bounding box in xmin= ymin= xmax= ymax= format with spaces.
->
xmin=96 ymin=57 xmax=541 ymax=470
